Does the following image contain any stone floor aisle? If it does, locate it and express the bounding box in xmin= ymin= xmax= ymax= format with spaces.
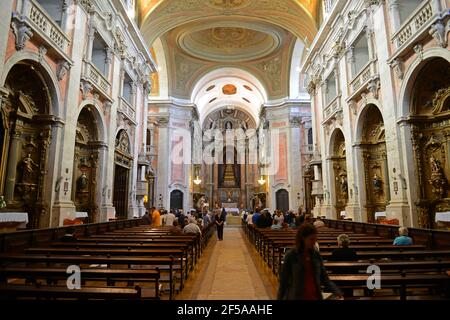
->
xmin=177 ymin=227 xmax=278 ymax=300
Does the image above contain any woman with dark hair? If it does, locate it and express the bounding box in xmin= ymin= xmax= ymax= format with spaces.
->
xmin=277 ymin=224 xmax=343 ymax=300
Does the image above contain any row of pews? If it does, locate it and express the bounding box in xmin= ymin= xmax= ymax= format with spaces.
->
xmin=244 ymin=220 xmax=450 ymax=300
xmin=0 ymin=218 xmax=215 ymax=300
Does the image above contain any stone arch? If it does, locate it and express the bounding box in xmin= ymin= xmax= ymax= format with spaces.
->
xmin=1 ymin=52 xmax=63 ymax=119
xmin=0 ymin=60 xmax=60 ymax=228
xmin=396 ymin=49 xmax=450 ymax=227
xmin=354 ymin=100 xmax=385 ymax=143
xmin=150 ymin=38 xmax=169 ymax=99
xmin=403 ymin=57 xmax=450 ymax=229
xmin=327 ymin=126 xmax=346 ymax=157
xmin=399 ymin=48 xmax=450 ymax=119
xmin=289 ymin=38 xmax=306 ymax=99
xmin=329 ymin=128 xmax=348 ymax=218
xmin=72 ymin=105 xmax=105 ymax=223
xmin=77 ymin=100 xmax=108 ymax=144
xmin=355 ymin=103 xmax=388 ymax=223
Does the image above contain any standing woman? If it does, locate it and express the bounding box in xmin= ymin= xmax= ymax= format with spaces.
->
xmin=277 ymin=223 xmax=343 ymax=300
xmin=216 ymin=213 xmax=225 ymax=241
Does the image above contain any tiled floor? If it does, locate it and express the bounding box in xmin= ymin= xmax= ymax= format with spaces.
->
xmin=177 ymin=227 xmax=278 ymax=300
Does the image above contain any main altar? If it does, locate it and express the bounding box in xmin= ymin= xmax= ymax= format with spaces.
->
xmin=199 ymin=109 xmax=259 ymax=212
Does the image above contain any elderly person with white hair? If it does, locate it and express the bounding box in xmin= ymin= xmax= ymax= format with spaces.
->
xmin=183 ymin=217 xmax=202 ymax=235
xmin=393 ymin=227 xmax=413 ymax=246
xmin=329 ymin=234 xmax=358 ymax=262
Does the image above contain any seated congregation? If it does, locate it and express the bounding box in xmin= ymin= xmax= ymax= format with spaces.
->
xmin=243 ymin=209 xmax=450 ymax=300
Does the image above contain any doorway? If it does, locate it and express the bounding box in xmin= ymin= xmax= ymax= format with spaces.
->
xmin=113 ymin=164 xmax=129 ymax=219
xmin=276 ymin=189 xmax=289 ymax=212
xmin=170 ymin=190 xmax=183 ymax=210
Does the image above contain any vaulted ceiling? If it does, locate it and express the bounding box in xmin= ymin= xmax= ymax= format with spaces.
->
xmin=139 ymin=0 xmax=320 ymax=101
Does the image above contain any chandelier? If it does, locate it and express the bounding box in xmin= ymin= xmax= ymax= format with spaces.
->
xmin=193 ymin=176 xmax=202 ymax=185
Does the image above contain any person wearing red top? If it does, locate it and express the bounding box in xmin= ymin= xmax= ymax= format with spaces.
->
xmin=301 ymin=253 xmax=321 ymax=300
xmin=277 ymin=223 xmax=343 ymax=300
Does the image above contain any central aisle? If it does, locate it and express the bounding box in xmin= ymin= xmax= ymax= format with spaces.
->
xmin=178 ymin=227 xmax=277 ymax=300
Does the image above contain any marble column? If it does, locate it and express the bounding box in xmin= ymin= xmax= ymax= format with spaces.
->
xmin=4 ymin=129 xmax=22 ymax=204
xmin=347 ymin=46 xmax=356 ymax=78
xmin=84 ymin=20 xmax=96 ymax=76
xmin=388 ymin=0 xmax=402 ymax=32
xmin=365 ymin=26 xmax=377 ymax=76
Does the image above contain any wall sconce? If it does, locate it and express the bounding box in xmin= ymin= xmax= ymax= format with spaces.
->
xmin=193 ymin=165 xmax=202 ymax=185
xmin=393 ymin=181 xmax=398 ymax=195
xmin=64 ymin=180 xmax=69 ymax=195
xmin=258 ymin=176 xmax=266 ymax=185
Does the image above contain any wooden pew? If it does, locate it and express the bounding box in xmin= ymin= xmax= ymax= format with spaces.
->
xmin=271 ymin=244 xmax=428 ymax=274
xmin=0 ymin=284 xmax=142 ymax=300
xmin=24 ymin=247 xmax=187 ymax=290
xmin=79 ymin=235 xmax=202 ymax=260
xmin=0 ymin=220 xmax=214 ymax=300
xmin=328 ymin=274 xmax=450 ymax=300
xmin=0 ymin=254 xmax=176 ymax=299
xmin=49 ymin=241 xmax=195 ymax=274
xmin=0 ymin=267 xmax=160 ymax=299
xmin=324 ymin=260 xmax=450 ymax=274
xmin=244 ymin=221 xmax=450 ymax=300
xmin=76 ymin=237 xmax=200 ymax=263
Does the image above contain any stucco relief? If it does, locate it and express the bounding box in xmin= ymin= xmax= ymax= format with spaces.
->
xmin=256 ymin=56 xmax=282 ymax=91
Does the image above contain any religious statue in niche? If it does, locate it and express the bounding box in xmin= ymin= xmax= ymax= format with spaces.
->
xmin=21 ymin=153 xmax=38 ymax=183
xmin=227 ymin=190 xmax=233 ymax=202
xmin=335 ymin=167 xmax=348 ymax=202
xmin=116 ymin=130 xmax=130 ymax=154
xmin=77 ymin=172 xmax=88 ymax=192
xmin=240 ymin=120 xmax=248 ymax=131
xmin=339 ymin=175 xmax=348 ymax=200
xmin=225 ymin=121 xmax=232 ymax=130
xmin=430 ymin=156 xmax=441 ymax=174
xmin=373 ymin=173 xmax=383 ymax=194
xmin=428 ymin=155 xmax=447 ymax=199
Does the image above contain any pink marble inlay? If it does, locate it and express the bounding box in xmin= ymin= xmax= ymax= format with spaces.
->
xmin=276 ymin=132 xmax=287 ymax=181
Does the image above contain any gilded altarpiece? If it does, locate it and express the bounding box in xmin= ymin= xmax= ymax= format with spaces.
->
xmin=73 ymin=109 xmax=99 ymax=224
xmin=331 ymin=131 xmax=348 ymax=217
xmin=410 ymin=59 xmax=450 ymax=229
xmin=0 ymin=64 xmax=54 ymax=229
xmin=360 ymin=106 xmax=388 ymax=223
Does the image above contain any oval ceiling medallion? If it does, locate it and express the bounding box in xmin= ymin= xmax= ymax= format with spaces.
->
xmin=222 ymin=84 xmax=237 ymax=95
xmin=207 ymin=0 xmax=250 ymax=10
xmin=178 ymin=25 xmax=281 ymax=63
